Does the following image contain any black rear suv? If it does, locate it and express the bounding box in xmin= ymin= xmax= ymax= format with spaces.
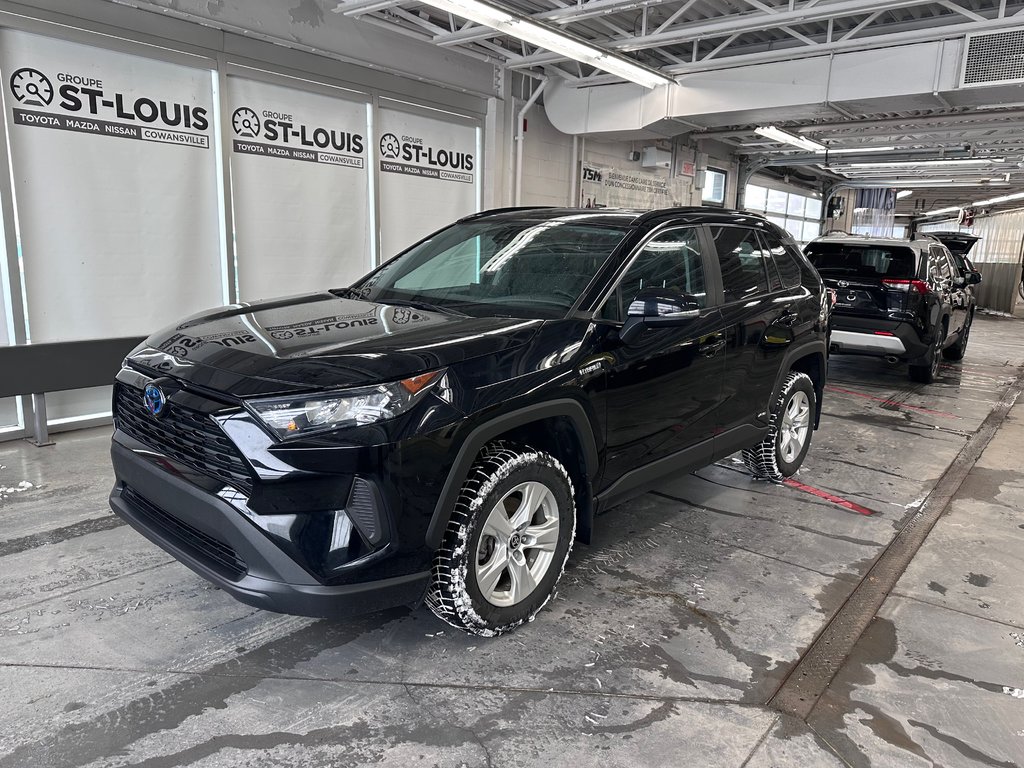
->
xmin=806 ymin=234 xmax=978 ymax=383
xmin=110 ymin=207 xmax=829 ymax=636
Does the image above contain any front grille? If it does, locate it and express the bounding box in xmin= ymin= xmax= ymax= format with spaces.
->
xmin=115 ymin=384 xmax=254 ymax=495
xmin=122 ymin=486 xmax=247 ymax=580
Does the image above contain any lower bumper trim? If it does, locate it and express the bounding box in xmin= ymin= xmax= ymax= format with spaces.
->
xmin=830 ymin=329 xmax=907 ymax=356
xmin=112 ymin=484 xmax=429 ymax=617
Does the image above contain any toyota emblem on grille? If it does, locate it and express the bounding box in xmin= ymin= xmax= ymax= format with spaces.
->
xmin=143 ymin=383 xmax=168 ymax=418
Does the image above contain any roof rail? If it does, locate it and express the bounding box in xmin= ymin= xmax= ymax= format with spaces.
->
xmin=458 ymin=206 xmax=553 ymax=222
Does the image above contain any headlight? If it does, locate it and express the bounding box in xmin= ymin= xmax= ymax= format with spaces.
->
xmin=247 ymin=370 xmax=445 ymax=438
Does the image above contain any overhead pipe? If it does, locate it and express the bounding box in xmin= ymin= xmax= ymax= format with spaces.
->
xmin=515 ymin=77 xmax=548 ymax=206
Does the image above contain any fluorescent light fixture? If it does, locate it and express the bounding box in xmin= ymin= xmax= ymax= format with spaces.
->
xmin=419 ymin=0 xmax=673 ymax=88
xmin=834 ymin=180 xmax=1006 ymax=188
xmin=923 ymin=206 xmax=964 ymax=217
xmin=825 ymin=146 xmax=896 ymax=154
xmin=755 ymin=126 xmax=827 ymax=153
xmin=896 ymin=190 xmax=913 ymax=199
xmin=972 ymin=191 xmax=1024 ymax=206
xmin=843 ymin=158 xmax=1005 ymax=169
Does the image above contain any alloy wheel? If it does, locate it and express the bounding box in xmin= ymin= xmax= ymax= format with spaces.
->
xmin=779 ymin=390 xmax=811 ymax=464
xmin=475 ymin=481 xmax=560 ymax=607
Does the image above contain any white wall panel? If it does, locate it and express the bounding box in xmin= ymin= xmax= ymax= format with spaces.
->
xmin=0 ymin=29 xmax=224 ymax=343
xmin=227 ymin=76 xmax=372 ymax=300
xmin=521 ymin=105 xmax=573 ymax=207
xmin=377 ymin=108 xmax=479 ymax=259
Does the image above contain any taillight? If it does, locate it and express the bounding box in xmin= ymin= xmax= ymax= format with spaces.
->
xmin=882 ymin=278 xmax=929 ymax=295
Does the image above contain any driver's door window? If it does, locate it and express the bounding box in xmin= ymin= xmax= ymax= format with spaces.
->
xmin=600 ymin=227 xmax=706 ymax=322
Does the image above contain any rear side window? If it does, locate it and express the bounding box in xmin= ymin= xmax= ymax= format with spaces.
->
xmin=712 ymin=226 xmax=771 ymax=302
xmin=929 ymin=247 xmax=953 ymax=282
xmin=805 ymin=243 xmax=916 ymax=280
xmin=760 ymin=231 xmax=802 ymax=288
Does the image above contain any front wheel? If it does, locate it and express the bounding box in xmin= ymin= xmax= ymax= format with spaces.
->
xmin=426 ymin=442 xmax=576 ymax=636
xmin=743 ymin=371 xmax=816 ymax=482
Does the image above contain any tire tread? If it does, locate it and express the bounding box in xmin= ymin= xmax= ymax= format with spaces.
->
xmin=426 ymin=441 xmax=575 ymax=637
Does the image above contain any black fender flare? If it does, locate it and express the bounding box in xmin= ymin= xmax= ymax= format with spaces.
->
xmin=424 ymin=398 xmax=600 ymax=549
xmin=769 ymin=340 xmax=828 ymax=428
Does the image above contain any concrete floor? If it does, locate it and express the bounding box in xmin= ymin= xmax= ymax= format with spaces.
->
xmin=1 ymin=314 xmax=1022 ymax=768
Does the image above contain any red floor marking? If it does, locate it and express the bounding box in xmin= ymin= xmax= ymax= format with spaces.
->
xmin=826 ymin=385 xmax=960 ymax=419
xmin=783 ymin=478 xmax=876 ymax=516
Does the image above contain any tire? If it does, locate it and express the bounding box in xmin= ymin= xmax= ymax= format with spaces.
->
xmin=426 ymin=441 xmax=576 ymax=637
xmin=908 ymin=326 xmax=945 ymax=383
xmin=742 ymin=371 xmax=815 ymax=482
xmin=942 ymin=312 xmax=972 ymax=362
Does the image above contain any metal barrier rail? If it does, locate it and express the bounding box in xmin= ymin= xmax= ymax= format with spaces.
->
xmin=0 ymin=337 xmax=145 ymax=445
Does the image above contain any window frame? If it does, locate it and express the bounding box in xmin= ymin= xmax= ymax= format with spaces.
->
xmin=710 ymin=224 xmax=773 ymax=305
xmin=593 ymin=223 xmax=719 ymax=324
xmin=760 ymin=229 xmax=803 ymax=289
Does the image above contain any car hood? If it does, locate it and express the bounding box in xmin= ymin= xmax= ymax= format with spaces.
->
xmin=130 ymin=292 xmax=543 ymax=397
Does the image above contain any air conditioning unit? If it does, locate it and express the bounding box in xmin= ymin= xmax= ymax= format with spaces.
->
xmin=641 ymin=147 xmax=670 ymax=169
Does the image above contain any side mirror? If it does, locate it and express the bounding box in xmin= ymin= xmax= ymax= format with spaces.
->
xmin=620 ymin=288 xmax=701 ymax=345
xmin=967 ymin=270 xmax=982 ymax=285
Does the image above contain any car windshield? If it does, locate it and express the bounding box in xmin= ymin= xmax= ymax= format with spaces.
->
xmin=805 ymin=243 xmax=917 ymax=280
xmin=347 ymin=218 xmax=631 ymax=318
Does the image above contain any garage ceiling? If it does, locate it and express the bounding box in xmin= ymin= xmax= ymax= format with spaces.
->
xmin=338 ymin=0 xmax=1024 ymax=216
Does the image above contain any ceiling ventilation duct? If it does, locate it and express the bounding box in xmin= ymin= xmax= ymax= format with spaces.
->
xmin=961 ymin=29 xmax=1024 ymax=87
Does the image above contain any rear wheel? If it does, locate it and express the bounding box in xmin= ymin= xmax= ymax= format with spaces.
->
xmin=942 ymin=312 xmax=972 ymax=361
xmin=426 ymin=442 xmax=575 ymax=636
xmin=909 ymin=327 xmax=945 ymax=383
xmin=743 ymin=371 xmax=815 ymax=482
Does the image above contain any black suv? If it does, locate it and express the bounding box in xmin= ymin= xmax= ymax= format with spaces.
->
xmin=805 ymin=234 xmax=977 ymax=383
xmin=110 ymin=207 xmax=829 ymax=636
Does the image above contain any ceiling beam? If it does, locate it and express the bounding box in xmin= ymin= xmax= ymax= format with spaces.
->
xmin=508 ymin=12 xmax=1018 ymax=71
xmin=795 ymin=108 xmax=1024 ymax=134
xmin=433 ymin=0 xmax=928 ymax=48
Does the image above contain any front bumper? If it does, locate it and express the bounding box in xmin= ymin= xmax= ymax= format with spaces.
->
xmin=110 ymin=439 xmax=429 ymax=618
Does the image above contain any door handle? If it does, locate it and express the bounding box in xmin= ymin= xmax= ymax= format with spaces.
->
xmin=699 ymin=336 xmax=726 ymax=358
xmin=778 ymin=310 xmax=800 ymax=327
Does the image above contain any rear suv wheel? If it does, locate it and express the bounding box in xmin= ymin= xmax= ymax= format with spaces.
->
xmin=426 ymin=442 xmax=575 ymax=636
xmin=743 ymin=372 xmax=815 ymax=482
xmin=942 ymin=312 xmax=972 ymax=362
xmin=909 ymin=325 xmax=945 ymax=383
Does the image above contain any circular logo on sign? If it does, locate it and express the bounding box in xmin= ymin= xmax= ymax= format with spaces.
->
xmin=231 ymin=107 xmax=261 ymax=138
xmin=143 ymin=383 xmax=168 ymax=418
xmin=379 ymin=133 xmax=401 ymax=159
xmin=9 ymin=68 xmax=53 ymax=107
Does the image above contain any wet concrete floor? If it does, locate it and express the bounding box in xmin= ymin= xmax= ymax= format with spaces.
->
xmin=1 ymin=314 xmax=1022 ymax=767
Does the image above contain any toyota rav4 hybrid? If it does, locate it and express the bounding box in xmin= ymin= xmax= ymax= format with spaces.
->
xmin=805 ymin=233 xmax=979 ymax=383
xmin=110 ymin=207 xmax=829 ymax=636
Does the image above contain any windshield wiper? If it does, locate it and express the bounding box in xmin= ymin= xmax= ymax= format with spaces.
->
xmin=329 ymin=287 xmax=371 ymax=300
xmin=330 ymin=287 xmax=467 ymax=316
xmin=381 ymin=298 xmax=467 ymax=316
